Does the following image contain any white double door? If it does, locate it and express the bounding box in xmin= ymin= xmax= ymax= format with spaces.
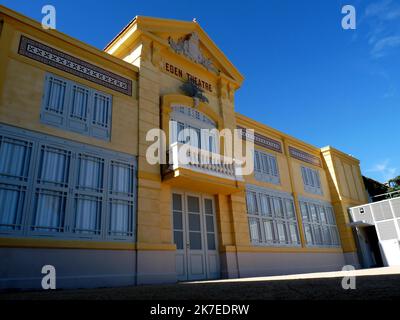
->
xmin=172 ymin=192 xmax=220 ymax=281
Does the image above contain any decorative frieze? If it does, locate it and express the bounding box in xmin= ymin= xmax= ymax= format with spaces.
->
xmin=18 ymin=36 xmax=132 ymax=96
xmin=289 ymin=146 xmax=321 ymax=167
xmin=237 ymin=126 xmax=282 ymax=153
xmin=168 ymin=32 xmax=217 ymax=73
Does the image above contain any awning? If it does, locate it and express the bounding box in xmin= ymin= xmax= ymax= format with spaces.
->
xmin=348 ymin=221 xmax=374 ymax=228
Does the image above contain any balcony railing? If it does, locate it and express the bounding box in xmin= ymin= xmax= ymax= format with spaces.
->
xmin=163 ymin=142 xmax=244 ymax=181
xmin=372 ymin=190 xmax=400 ymax=202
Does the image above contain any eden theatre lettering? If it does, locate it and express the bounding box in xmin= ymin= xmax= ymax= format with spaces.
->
xmin=165 ymin=62 xmax=213 ymax=93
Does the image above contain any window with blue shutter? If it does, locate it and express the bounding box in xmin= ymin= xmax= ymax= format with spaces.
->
xmin=0 ymin=136 xmax=33 ymax=231
xmin=170 ymin=105 xmax=218 ymax=154
xmin=246 ymin=186 xmax=300 ymax=247
xmin=299 ymin=199 xmax=340 ymax=247
xmin=254 ymin=149 xmax=280 ymax=184
xmin=0 ymin=124 xmax=136 ymax=242
xmin=41 ymin=73 xmax=112 ymax=141
xmin=301 ymin=166 xmax=323 ymax=195
xmin=91 ymin=92 xmax=112 ymax=140
xmin=68 ymin=84 xmax=90 ymax=133
xmin=41 ymin=74 xmax=68 ymax=127
xmin=108 ymin=161 xmax=135 ymax=239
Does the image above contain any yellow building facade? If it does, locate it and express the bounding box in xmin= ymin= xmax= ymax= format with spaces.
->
xmin=0 ymin=5 xmax=368 ymax=289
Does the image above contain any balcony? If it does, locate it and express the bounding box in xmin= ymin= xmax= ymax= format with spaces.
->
xmin=162 ymin=142 xmax=245 ymax=194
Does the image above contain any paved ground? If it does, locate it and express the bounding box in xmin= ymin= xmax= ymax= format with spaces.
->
xmin=2 ymin=267 xmax=400 ymax=300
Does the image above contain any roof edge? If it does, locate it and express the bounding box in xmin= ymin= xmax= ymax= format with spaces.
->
xmin=235 ymin=112 xmax=321 ymax=154
xmin=0 ymin=4 xmax=139 ymax=74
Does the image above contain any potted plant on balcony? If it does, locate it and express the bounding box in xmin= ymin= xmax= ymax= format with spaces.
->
xmin=180 ymin=80 xmax=209 ymax=107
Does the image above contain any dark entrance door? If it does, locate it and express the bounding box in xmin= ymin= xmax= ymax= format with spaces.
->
xmin=364 ymin=226 xmax=384 ymax=267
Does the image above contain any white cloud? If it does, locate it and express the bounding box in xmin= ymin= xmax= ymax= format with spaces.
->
xmin=367 ymin=159 xmax=398 ymax=182
xmin=371 ymin=35 xmax=400 ymax=58
xmin=365 ymin=0 xmax=400 ymax=21
xmin=360 ymin=0 xmax=400 ymax=96
xmin=363 ymin=0 xmax=400 ymax=58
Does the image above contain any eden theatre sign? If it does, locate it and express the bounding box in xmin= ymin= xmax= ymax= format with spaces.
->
xmin=165 ymin=62 xmax=213 ymax=93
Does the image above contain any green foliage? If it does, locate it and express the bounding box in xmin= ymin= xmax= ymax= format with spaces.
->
xmin=363 ymin=176 xmax=389 ymax=198
xmin=388 ymin=175 xmax=400 ymax=192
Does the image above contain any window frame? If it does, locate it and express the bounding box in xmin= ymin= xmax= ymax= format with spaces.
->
xmin=0 ymin=124 xmax=136 ymax=242
xmin=246 ymin=186 xmax=301 ymax=247
xmin=301 ymin=165 xmax=323 ymax=195
xmin=254 ymin=149 xmax=280 ymax=185
xmin=299 ymin=197 xmax=340 ymax=248
xmin=170 ymin=105 xmax=218 ymax=154
xmin=41 ymin=73 xmax=113 ymax=141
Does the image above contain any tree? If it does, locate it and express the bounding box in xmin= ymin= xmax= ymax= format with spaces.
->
xmin=388 ymin=176 xmax=400 ymax=192
xmin=363 ymin=176 xmax=389 ymax=201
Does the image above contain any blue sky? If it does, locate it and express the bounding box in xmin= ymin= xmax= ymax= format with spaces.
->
xmin=1 ymin=0 xmax=399 ymax=183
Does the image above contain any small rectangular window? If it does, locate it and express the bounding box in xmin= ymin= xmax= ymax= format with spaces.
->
xmin=32 ymin=189 xmax=67 ymax=233
xmin=109 ymin=161 xmax=135 ymax=197
xmin=41 ymin=73 xmax=112 ymax=141
xmin=91 ymin=92 xmax=112 ymax=140
xmin=254 ymin=150 xmax=280 ymax=184
xmin=41 ymin=75 xmax=68 ymax=127
xmin=45 ymin=76 xmax=67 ymax=114
xmin=73 ymin=194 xmax=102 ymax=235
xmin=246 ymin=187 xmax=300 ymax=247
xmin=177 ymin=122 xmax=186 ymax=143
xmin=76 ymin=154 xmax=104 ymax=193
xmin=300 ymin=202 xmax=309 ymax=221
xmin=262 ymin=219 xmax=274 ymax=242
xmin=70 ymin=85 xmax=89 ymax=121
xmin=288 ymin=223 xmax=299 ymax=243
xmin=249 ymin=217 xmax=261 ymax=243
xmin=0 ymin=137 xmax=32 ymax=182
xmin=108 ymin=199 xmax=134 ymax=237
xmin=0 ymin=184 xmax=26 ymax=231
xmin=260 ymin=194 xmax=272 ymax=217
xmin=68 ymin=84 xmax=90 ymax=133
xmin=0 ymin=124 xmax=136 ymax=241
xmin=38 ymin=146 xmax=71 ymax=187
xmin=273 ymin=198 xmax=284 ymax=218
xmin=285 ymin=199 xmax=296 ymax=220
xmin=204 ymin=198 xmax=217 ymax=251
xmin=276 ymin=221 xmax=287 ymax=243
xmin=246 ymin=191 xmax=258 ymax=215
xmin=301 ymin=166 xmax=323 ymax=195
xmin=107 ymin=160 xmax=136 ymax=240
xmin=300 ymin=200 xmax=340 ymax=247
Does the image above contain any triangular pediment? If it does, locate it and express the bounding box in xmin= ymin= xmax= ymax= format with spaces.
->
xmin=105 ymin=16 xmax=243 ymax=85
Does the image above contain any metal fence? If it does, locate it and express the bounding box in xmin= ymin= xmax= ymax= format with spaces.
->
xmin=349 ymin=196 xmax=400 ymax=241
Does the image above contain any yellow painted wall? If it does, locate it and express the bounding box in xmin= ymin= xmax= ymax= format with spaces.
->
xmin=237 ymin=114 xmax=333 ymax=204
xmin=105 ymin=18 xmax=243 ymax=252
xmin=0 ymin=6 xmax=367 ymax=258
xmin=243 ymin=141 xmax=293 ymax=194
xmin=290 ymin=157 xmax=332 ymax=202
xmin=0 ymin=6 xmax=141 ymax=250
xmin=235 ymin=113 xmax=367 ymax=254
xmin=0 ymin=10 xmax=139 ymax=156
xmin=321 ymin=146 xmax=368 ymax=252
xmin=321 ymin=146 xmax=367 ymax=205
